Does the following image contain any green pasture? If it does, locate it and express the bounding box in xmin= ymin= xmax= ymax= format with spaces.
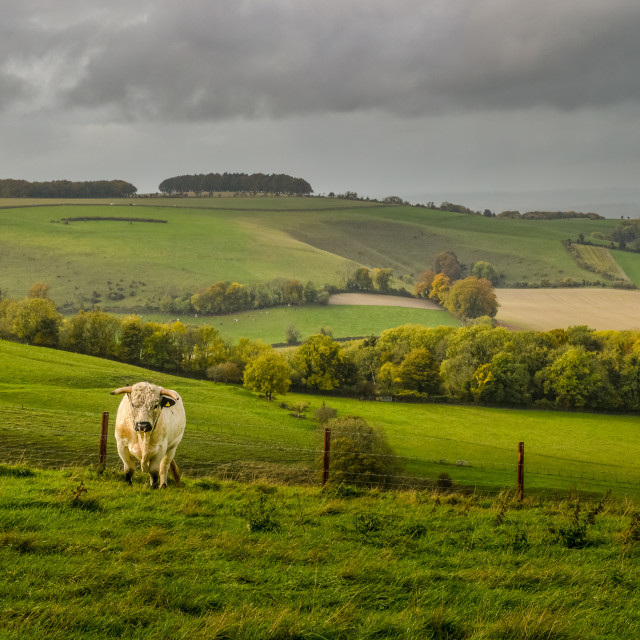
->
xmin=611 ymin=249 xmax=640 ymax=286
xmin=0 ymin=198 xmax=625 ymax=315
xmin=142 ymin=304 xmax=459 ymax=343
xmin=3 ymin=341 xmax=640 ymax=498
xmin=3 ymin=467 xmax=640 ymax=639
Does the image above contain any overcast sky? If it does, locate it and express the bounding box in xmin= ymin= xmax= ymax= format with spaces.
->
xmin=2 ymin=0 xmax=640 ymax=214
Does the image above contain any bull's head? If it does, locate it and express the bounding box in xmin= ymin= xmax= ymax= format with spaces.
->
xmin=111 ymin=382 xmax=180 ymax=434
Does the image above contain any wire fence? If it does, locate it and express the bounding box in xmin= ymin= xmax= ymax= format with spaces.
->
xmin=3 ymin=405 xmax=640 ymax=497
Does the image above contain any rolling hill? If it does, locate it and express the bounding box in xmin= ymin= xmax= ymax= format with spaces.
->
xmin=1 ymin=196 xmax=637 ymax=312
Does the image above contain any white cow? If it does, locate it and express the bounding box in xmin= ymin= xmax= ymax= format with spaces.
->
xmin=110 ymin=382 xmax=186 ymax=488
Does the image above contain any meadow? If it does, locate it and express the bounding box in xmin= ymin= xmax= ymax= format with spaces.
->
xmin=2 ymin=465 xmax=640 ymax=639
xmin=3 ymin=341 xmax=640 ymax=499
xmin=143 ymin=303 xmax=458 ymax=344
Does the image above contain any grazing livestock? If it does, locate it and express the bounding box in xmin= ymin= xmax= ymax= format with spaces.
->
xmin=110 ymin=382 xmax=186 ymax=488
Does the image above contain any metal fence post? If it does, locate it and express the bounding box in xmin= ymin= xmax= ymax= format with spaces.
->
xmin=99 ymin=411 xmax=109 ymax=467
xmin=322 ymin=427 xmax=331 ymax=486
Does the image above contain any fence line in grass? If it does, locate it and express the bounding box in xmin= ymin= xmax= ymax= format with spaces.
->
xmin=3 ymin=408 xmax=640 ymax=495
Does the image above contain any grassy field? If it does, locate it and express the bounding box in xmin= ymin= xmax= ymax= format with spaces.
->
xmin=0 ymin=197 xmax=625 ymax=314
xmin=2 ymin=465 xmax=640 ymax=639
xmin=142 ymin=303 xmax=459 ymax=343
xmin=496 ymin=288 xmax=640 ymax=331
xmin=611 ymin=248 xmax=640 ymax=286
xmin=3 ymin=340 xmax=640 ymax=498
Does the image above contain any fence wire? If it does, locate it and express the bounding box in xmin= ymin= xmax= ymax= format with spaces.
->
xmin=3 ymin=406 xmax=640 ymax=495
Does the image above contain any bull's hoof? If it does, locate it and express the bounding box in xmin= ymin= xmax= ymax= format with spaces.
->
xmin=125 ymin=472 xmax=133 ymax=486
xmin=161 ymin=483 xmax=168 ymax=489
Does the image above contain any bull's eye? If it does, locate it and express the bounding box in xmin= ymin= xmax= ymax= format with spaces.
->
xmin=154 ymin=403 xmax=159 ymax=409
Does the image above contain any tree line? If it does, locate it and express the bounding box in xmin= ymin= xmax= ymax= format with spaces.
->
xmin=158 ymin=267 xmax=400 ymax=317
xmin=0 ymin=179 xmax=137 ymax=198
xmin=4 ymin=290 xmax=640 ymax=413
xmin=158 ymin=173 xmax=313 ymax=196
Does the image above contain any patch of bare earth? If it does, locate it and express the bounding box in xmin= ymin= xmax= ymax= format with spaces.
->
xmin=496 ymin=288 xmax=640 ymax=331
xmin=329 ymin=293 xmax=442 ymax=310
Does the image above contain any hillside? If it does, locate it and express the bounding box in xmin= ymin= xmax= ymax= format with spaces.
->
xmin=4 ymin=340 xmax=640 ymax=497
xmin=1 ymin=196 xmax=637 ymax=318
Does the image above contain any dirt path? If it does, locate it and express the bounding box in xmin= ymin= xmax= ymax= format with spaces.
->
xmin=329 ymin=293 xmax=442 ymax=310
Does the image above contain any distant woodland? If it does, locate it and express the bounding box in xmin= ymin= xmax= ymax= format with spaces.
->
xmin=0 ymin=179 xmax=137 ymax=198
xmin=158 ymin=172 xmax=313 ymax=196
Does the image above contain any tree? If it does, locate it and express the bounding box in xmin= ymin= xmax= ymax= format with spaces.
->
xmin=11 ymin=298 xmax=62 ymax=346
xmin=398 ymin=348 xmax=441 ymax=396
xmin=537 ymin=346 xmax=611 ymax=409
xmin=372 ymin=268 xmax=393 ymax=293
xmin=348 ymin=267 xmax=374 ymax=291
xmin=428 ymin=273 xmax=451 ymax=304
xmin=445 ymin=276 xmax=498 ymax=319
xmin=293 ymin=334 xmax=348 ymax=391
xmin=118 ymin=315 xmax=149 ymax=364
xmin=471 ymin=261 xmax=498 ymax=285
xmin=81 ymin=310 xmax=121 ymax=358
xmin=470 ymin=351 xmax=530 ymax=405
xmin=282 ymin=279 xmax=304 ymax=305
xmin=433 ymin=252 xmax=462 ymax=280
xmin=414 ymin=269 xmax=436 ymax=298
xmin=28 ymin=283 xmax=50 ymax=299
xmin=243 ymin=350 xmax=291 ymax=400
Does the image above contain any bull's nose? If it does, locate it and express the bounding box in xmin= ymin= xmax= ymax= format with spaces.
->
xmin=135 ymin=421 xmax=153 ymax=433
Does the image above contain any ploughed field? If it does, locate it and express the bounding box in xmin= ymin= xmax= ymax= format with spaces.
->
xmin=496 ymin=288 xmax=640 ymax=331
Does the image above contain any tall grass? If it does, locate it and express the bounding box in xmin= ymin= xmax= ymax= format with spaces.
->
xmin=1 ymin=466 xmax=640 ymax=639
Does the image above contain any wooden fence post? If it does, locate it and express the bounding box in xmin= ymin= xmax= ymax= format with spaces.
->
xmin=517 ymin=441 xmax=524 ymax=501
xmin=322 ymin=427 xmax=331 ymax=486
xmin=99 ymin=411 xmax=109 ymax=467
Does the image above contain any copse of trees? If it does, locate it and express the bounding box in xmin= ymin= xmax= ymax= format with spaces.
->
xmin=414 ymin=253 xmax=499 ymax=319
xmin=0 ymin=179 xmax=137 ymax=198
xmin=158 ymin=173 xmax=313 ymax=196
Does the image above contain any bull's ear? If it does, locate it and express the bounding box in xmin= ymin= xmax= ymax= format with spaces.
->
xmin=161 ymin=395 xmax=176 ymax=408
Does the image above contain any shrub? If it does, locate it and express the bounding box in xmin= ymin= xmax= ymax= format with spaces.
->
xmin=327 ymin=416 xmax=403 ymax=488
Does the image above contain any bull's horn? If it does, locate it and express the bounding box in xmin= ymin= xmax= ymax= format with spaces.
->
xmin=111 ymin=386 xmax=133 ymax=395
xmin=160 ymin=388 xmax=180 ymax=401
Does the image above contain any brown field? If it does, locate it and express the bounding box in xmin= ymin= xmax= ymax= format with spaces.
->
xmin=496 ymin=288 xmax=640 ymax=331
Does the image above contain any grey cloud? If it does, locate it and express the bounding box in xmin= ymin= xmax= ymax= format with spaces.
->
xmin=3 ymin=0 xmax=640 ymax=122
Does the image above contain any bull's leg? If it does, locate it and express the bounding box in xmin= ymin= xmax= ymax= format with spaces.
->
xmin=117 ymin=444 xmax=137 ymax=486
xmin=159 ymin=447 xmax=179 ymax=488
xmin=148 ymin=456 xmax=162 ymax=488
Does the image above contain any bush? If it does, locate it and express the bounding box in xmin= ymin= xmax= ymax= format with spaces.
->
xmin=327 ymin=416 xmax=403 ymax=488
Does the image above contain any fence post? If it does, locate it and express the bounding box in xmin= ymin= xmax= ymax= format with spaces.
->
xmin=517 ymin=441 xmax=524 ymax=501
xmin=99 ymin=411 xmax=109 ymax=468
xmin=322 ymin=427 xmax=331 ymax=487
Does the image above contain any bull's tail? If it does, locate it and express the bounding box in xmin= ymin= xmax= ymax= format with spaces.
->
xmin=170 ymin=459 xmax=181 ymax=485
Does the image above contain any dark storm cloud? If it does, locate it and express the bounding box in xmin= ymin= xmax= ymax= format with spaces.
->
xmin=2 ymin=0 xmax=640 ymax=121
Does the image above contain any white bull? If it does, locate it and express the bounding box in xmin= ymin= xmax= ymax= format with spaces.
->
xmin=110 ymin=382 xmax=186 ymax=488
